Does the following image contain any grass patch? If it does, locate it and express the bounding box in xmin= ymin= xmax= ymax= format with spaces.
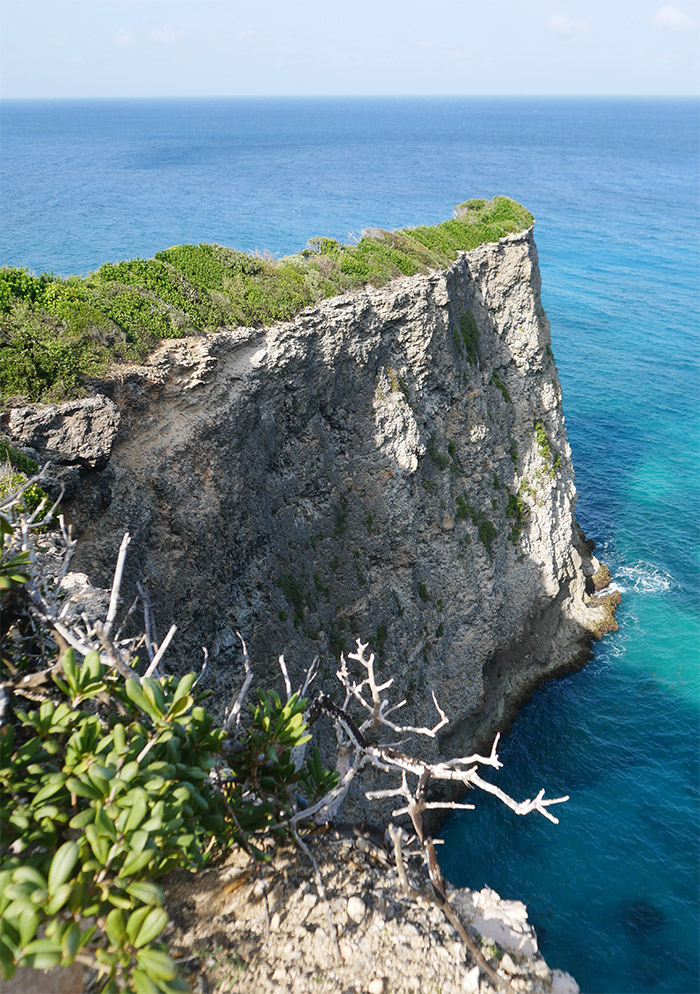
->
xmin=455 ymin=496 xmax=497 ymax=555
xmin=1 ymin=197 xmax=533 ymax=404
xmin=455 ymin=311 xmax=479 ymax=365
xmin=490 ymin=371 xmax=510 ymax=403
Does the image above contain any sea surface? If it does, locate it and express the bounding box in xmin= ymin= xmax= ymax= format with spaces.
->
xmin=1 ymin=97 xmax=698 ymax=994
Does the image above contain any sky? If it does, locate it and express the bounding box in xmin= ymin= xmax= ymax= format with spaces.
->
xmin=0 ymin=0 xmax=698 ymax=98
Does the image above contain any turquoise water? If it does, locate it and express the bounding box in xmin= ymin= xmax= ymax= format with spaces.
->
xmin=1 ymin=97 xmax=698 ymax=993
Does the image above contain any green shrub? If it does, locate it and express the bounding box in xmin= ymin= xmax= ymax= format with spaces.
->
xmin=1 ymin=197 xmax=533 ymax=404
xmin=0 ymin=441 xmax=38 ymax=476
xmin=0 ymin=646 xmax=331 ymax=992
xmin=427 ymin=434 xmax=450 ymax=470
xmin=455 ymin=496 xmax=497 ymax=554
xmin=534 ymin=420 xmax=559 ymax=478
xmin=506 ymin=489 xmax=529 ymax=543
xmin=0 ymin=494 xmax=338 ymax=992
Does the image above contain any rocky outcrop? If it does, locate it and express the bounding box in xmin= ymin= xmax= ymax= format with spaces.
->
xmin=29 ymin=227 xmax=614 ymax=758
xmin=6 ymin=396 xmax=120 ymax=469
xmin=163 ymin=832 xmax=580 ymax=994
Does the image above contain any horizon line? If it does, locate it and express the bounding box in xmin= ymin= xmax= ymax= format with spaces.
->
xmin=1 ymin=92 xmax=698 ymax=102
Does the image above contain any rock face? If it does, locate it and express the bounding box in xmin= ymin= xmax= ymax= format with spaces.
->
xmin=11 ymin=227 xmax=615 ymax=755
xmin=6 ymin=396 xmax=120 ymax=469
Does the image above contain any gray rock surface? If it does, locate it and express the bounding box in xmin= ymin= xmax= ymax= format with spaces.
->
xmin=6 ymin=395 xmax=120 ymax=469
xmin=54 ymin=227 xmax=615 ymax=763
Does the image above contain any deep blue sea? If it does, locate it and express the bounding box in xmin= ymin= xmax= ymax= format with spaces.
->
xmin=1 ymin=97 xmax=698 ymax=994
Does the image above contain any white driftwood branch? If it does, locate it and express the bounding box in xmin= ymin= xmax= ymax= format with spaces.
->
xmin=143 ymin=623 xmax=177 ymax=679
xmin=104 ymin=532 xmax=131 ymax=635
xmin=223 ymin=632 xmax=254 ymax=732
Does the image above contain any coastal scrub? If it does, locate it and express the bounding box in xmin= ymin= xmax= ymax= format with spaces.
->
xmin=0 ymin=198 xmax=533 ymax=404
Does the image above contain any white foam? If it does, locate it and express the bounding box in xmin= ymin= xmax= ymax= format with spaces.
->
xmin=614 ymin=562 xmax=676 ymax=595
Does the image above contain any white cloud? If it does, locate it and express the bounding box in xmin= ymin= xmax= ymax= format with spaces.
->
xmin=113 ymin=28 xmax=135 ymax=48
xmin=651 ymin=5 xmax=697 ymax=30
xmin=239 ymin=30 xmax=264 ymax=41
xmin=152 ymin=25 xmax=185 ymax=45
xmin=546 ymin=12 xmax=591 ymax=36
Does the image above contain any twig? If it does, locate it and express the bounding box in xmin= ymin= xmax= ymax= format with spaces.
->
xmin=223 ymin=632 xmax=253 ymax=732
xmin=143 ymin=623 xmax=177 ymax=678
xmin=104 ymin=533 xmax=131 ymax=635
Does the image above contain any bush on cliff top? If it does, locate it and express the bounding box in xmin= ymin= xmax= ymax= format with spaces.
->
xmin=0 ymin=197 xmax=533 ymax=405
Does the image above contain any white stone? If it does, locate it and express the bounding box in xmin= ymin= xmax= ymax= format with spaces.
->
xmin=347 ymin=896 xmax=366 ymax=923
xmin=551 ymin=969 xmax=580 ymax=994
xmin=462 ymin=965 xmax=480 ymax=992
xmin=368 ymin=980 xmax=385 ymax=994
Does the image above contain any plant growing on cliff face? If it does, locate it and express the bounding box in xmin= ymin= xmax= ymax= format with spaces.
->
xmin=534 ymin=420 xmax=561 ymax=479
xmin=455 ymin=312 xmax=479 ymax=365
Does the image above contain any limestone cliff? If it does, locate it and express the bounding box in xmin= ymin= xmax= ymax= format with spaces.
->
xmin=5 ymin=225 xmax=616 ymax=764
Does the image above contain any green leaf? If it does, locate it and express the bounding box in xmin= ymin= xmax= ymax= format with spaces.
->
xmin=46 ymin=883 xmax=73 ymax=915
xmin=120 ymin=849 xmax=155 ymax=878
xmin=105 ymin=908 xmax=126 ymax=947
xmin=126 ymin=882 xmax=164 ymax=906
xmin=23 ymin=938 xmax=62 ymax=970
xmin=85 ymin=824 xmax=109 ymax=864
xmin=171 ymin=672 xmax=197 ymax=707
xmin=112 ymin=723 xmax=127 ymax=753
xmin=47 ymin=841 xmax=79 ymax=894
xmin=125 ymin=906 xmax=150 ymax=945
xmin=136 ymin=946 xmax=177 ymax=981
xmin=69 ymin=808 xmax=95 ymax=830
xmin=119 ymin=760 xmax=141 ymax=783
xmin=166 ymin=696 xmax=191 ymax=720
xmin=60 ymin=922 xmax=80 ymax=964
xmin=17 ymin=907 xmax=39 ymax=948
xmin=10 ymin=866 xmax=46 ymax=889
xmin=65 ymin=775 xmax=101 ymax=799
xmin=133 ymin=907 xmax=169 ymax=948
xmin=131 ymin=967 xmax=161 ymax=994
xmin=124 ymin=790 xmax=149 ymax=833
xmin=125 ymin=679 xmax=156 ymax=718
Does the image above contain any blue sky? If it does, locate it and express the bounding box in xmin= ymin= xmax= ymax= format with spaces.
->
xmin=1 ymin=0 xmax=698 ymax=98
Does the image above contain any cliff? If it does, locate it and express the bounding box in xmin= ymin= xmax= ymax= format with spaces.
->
xmin=7 ymin=226 xmax=615 ymax=753
xmin=2 ymin=217 xmax=619 ymax=994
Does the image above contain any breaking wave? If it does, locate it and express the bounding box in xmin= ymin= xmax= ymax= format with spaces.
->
xmin=613 ymin=562 xmax=677 ymax=595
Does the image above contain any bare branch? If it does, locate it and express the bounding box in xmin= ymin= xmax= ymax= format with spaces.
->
xmin=279 ymin=655 xmax=292 ymax=700
xmin=104 ymin=533 xmax=131 ymax=636
xmin=223 ymin=632 xmax=253 ymax=732
xmin=143 ymin=623 xmax=177 ymax=679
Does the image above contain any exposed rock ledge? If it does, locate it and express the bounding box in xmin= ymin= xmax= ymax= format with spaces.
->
xmin=163 ymin=832 xmax=580 ymax=994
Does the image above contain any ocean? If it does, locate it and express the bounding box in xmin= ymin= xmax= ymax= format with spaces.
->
xmin=1 ymin=96 xmax=698 ymax=994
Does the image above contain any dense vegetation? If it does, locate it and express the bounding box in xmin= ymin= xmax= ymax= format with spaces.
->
xmin=0 ymin=197 xmax=533 ymax=404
